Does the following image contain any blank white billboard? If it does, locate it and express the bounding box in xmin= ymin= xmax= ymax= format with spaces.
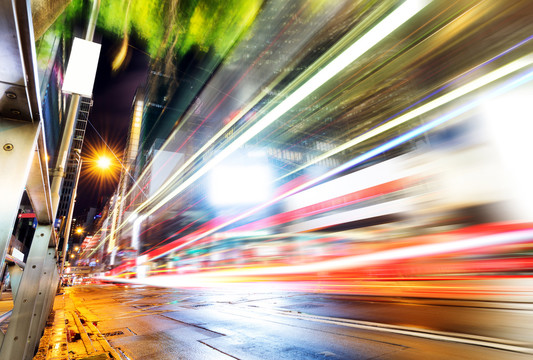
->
xmin=62 ymin=37 xmax=101 ymax=97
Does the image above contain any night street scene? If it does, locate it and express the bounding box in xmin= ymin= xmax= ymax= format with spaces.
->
xmin=1 ymin=0 xmax=533 ymax=359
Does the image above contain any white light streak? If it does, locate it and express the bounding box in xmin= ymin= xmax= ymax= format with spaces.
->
xmin=138 ymin=0 xmax=430 ymax=220
xmin=283 ymin=54 xmax=533 ymax=178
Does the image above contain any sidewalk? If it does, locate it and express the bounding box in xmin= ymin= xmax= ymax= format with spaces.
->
xmin=0 ymin=291 xmax=13 ymax=334
xmin=34 ymin=288 xmax=122 ymax=360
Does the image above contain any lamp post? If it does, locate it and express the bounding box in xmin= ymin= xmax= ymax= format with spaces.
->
xmin=61 ymin=152 xmax=114 ymax=276
xmin=60 ymin=150 xmax=82 ymax=275
xmin=55 ymin=0 xmax=100 ymax=276
xmin=50 ymin=0 xmax=101 ymax=219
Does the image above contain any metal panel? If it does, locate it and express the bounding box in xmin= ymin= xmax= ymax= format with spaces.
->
xmin=25 ymin=249 xmax=57 ymax=359
xmin=0 ymin=0 xmax=25 ymax=86
xmin=0 ymin=0 xmax=42 ymax=123
xmin=0 ymin=225 xmax=52 ymax=359
xmin=0 ymin=83 xmax=32 ymax=122
xmin=42 ymin=266 xmax=59 ymax=330
xmin=26 ymin=129 xmax=54 ymax=227
xmin=0 ymin=119 xmax=39 ymax=283
xmin=13 ymin=0 xmax=43 ymax=124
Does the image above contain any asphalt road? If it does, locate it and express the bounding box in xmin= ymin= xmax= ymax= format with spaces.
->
xmin=64 ymin=284 xmax=533 ymax=360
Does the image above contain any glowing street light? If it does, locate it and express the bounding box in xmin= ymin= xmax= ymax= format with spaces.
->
xmin=83 ymin=143 xmax=122 ymax=187
xmin=97 ymin=156 xmax=111 ymax=169
xmin=76 ymin=227 xmax=83 ymax=235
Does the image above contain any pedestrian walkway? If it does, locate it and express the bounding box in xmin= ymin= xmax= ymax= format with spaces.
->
xmin=33 ymin=288 xmax=121 ymax=360
xmin=33 ymin=293 xmax=68 ymax=359
xmin=0 ymin=291 xmax=13 ymax=334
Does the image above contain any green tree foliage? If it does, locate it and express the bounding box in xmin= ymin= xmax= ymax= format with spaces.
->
xmin=35 ymin=0 xmax=84 ymax=74
xmin=97 ymin=0 xmax=263 ymax=59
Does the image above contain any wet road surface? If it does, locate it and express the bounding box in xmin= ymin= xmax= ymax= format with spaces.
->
xmin=62 ymin=284 xmax=533 ymax=360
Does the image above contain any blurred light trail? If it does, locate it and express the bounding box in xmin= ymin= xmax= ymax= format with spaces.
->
xmin=143 ymin=58 xmax=533 ymax=263
xmin=103 ymin=224 xmax=533 ymax=287
xmin=223 ymin=227 xmax=533 ymax=276
xmin=141 ymin=213 xmax=209 ymax=254
xmin=97 ymin=57 xmax=533 ymax=259
xmin=132 ymin=0 xmax=430 ymax=222
xmin=139 ymin=197 xmax=205 ymax=237
xmin=93 ymin=51 xmax=533 ymax=262
xmin=227 ymin=173 xmax=409 ymax=233
xmin=117 ymin=4 xmax=310 ymax=217
xmin=322 ymin=65 xmax=533 ymax=179
xmin=97 ymin=1 xmax=430 ymax=251
xmin=264 ymin=0 xmax=464 ymax=150
xmin=281 ymin=48 xmax=533 ymax=180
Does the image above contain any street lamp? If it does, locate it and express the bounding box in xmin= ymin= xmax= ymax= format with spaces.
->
xmin=83 ymin=144 xmax=121 ymax=185
xmin=97 ymin=155 xmax=111 ymax=169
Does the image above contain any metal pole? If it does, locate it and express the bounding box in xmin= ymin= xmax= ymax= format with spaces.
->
xmin=49 ymin=0 xmax=100 ymax=220
xmin=60 ymin=150 xmax=82 ymax=275
xmin=85 ymin=0 xmax=101 ymax=42
xmin=50 ymin=96 xmax=79 ymax=219
xmin=108 ymin=193 xmax=120 ymax=266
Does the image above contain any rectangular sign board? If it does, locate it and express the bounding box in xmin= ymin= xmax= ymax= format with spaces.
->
xmin=62 ymin=37 xmax=101 ymax=97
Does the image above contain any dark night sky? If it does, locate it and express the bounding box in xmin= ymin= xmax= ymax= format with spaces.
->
xmin=75 ymin=32 xmax=149 ymax=215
